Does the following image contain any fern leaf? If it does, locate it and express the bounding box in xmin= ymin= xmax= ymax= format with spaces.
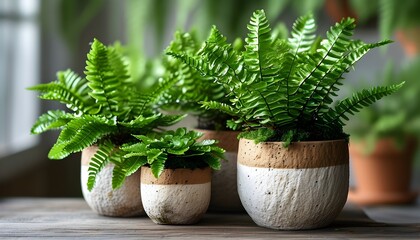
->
xmin=291 ymin=17 xmax=356 ymax=123
xmin=199 ymin=26 xmax=245 ymax=87
xmin=112 ymin=155 xmax=147 ymax=190
xmin=28 ymin=70 xmax=94 ymax=113
xmin=110 ymin=150 xmax=137 ymax=190
xmin=244 ymin=9 xmax=272 ymax=75
xmin=123 ymin=156 xmax=147 ymax=176
xmin=87 ymin=140 xmax=114 ymax=191
xmin=150 ymin=152 xmax=167 ymax=178
xmin=161 ymin=31 xmax=229 ymax=117
xmin=288 ymin=13 xmax=316 ymax=53
xmin=201 ymin=101 xmax=238 ymax=116
xmin=31 ymin=110 xmax=73 ymax=134
xmin=134 ymin=75 xmax=178 ymax=115
xmin=315 ymin=40 xmax=392 ymax=115
xmin=119 ymin=114 xmax=161 ymax=130
xmin=85 ymin=38 xmax=128 ymax=118
xmin=48 ymin=115 xmax=117 ymax=159
xmin=326 ymin=82 xmax=405 ymax=125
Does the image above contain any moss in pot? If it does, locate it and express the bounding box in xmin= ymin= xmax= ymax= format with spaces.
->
xmin=28 ymin=38 xmax=185 ymax=217
xmin=169 ymin=10 xmax=403 ymax=229
xmin=120 ymin=127 xmax=225 ymax=224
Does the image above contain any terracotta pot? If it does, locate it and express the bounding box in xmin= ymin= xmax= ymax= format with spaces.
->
xmin=197 ymin=129 xmax=244 ymax=212
xmin=325 ymin=0 xmax=357 ymax=23
xmin=395 ymin=28 xmax=420 ymax=58
xmin=141 ymin=166 xmax=211 ymax=224
xmin=81 ymin=146 xmax=145 ymax=217
xmin=348 ymin=138 xmax=417 ymax=205
xmin=237 ymin=139 xmax=349 ymax=230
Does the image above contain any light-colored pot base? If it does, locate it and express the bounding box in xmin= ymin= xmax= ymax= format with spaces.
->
xmin=141 ymin=183 xmax=211 ymax=224
xmin=81 ymin=165 xmax=144 ymax=217
xmin=238 ymin=163 xmax=348 ymax=230
xmin=141 ymin=167 xmax=211 ymax=225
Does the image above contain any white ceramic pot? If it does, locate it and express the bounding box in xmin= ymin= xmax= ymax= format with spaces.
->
xmin=197 ymin=129 xmax=244 ymax=212
xmin=237 ymin=139 xmax=349 ymax=230
xmin=81 ymin=146 xmax=145 ymax=217
xmin=141 ymin=166 xmax=211 ymax=224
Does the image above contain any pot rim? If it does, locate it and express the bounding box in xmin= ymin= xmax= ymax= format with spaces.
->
xmin=141 ymin=166 xmax=212 ymax=185
xmin=239 ymin=138 xmax=348 ymax=145
xmin=238 ymin=138 xmax=349 ymax=169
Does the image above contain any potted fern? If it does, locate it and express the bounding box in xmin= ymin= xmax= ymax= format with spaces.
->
xmin=170 ymin=10 xmax=403 ymax=230
xmin=29 ymin=38 xmax=184 ymax=217
xmin=346 ymin=59 xmax=420 ymax=205
xmin=120 ymin=127 xmax=224 ymax=224
xmin=160 ymin=31 xmax=244 ymax=212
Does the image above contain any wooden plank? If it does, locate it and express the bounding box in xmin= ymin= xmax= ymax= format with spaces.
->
xmin=0 ymin=198 xmax=419 ymax=239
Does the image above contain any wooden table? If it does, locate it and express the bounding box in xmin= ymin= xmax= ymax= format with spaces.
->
xmin=0 ymin=198 xmax=419 ymax=239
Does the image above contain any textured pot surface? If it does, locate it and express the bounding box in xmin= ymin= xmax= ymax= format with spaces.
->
xmin=141 ymin=167 xmax=211 ymax=225
xmin=349 ymin=138 xmax=417 ymax=205
xmin=81 ymin=146 xmax=144 ymax=217
xmin=237 ymin=139 xmax=349 ymax=230
xmin=197 ymin=129 xmax=244 ymax=212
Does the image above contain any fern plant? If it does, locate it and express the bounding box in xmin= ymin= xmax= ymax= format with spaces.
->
xmin=158 ymin=31 xmax=242 ymax=130
xmin=29 ymin=38 xmax=184 ymax=190
xmin=169 ymin=10 xmax=404 ymax=146
xmin=120 ymin=127 xmax=225 ymax=180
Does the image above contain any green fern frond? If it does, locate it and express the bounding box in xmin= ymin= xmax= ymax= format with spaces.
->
xmin=85 ymin=38 xmax=128 ymax=118
xmin=149 ymin=151 xmax=167 ymax=178
xmin=111 ymin=155 xmax=146 ymax=190
xmin=326 ymin=82 xmax=405 ymax=125
xmin=315 ymin=40 xmax=393 ymax=115
xmin=291 ymin=18 xmax=356 ymax=121
xmin=134 ymin=75 xmax=179 ymax=115
xmin=30 ymin=110 xmax=73 ymax=134
xmin=288 ymin=13 xmax=316 ymax=53
xmin=201 ymin=101 xmax=238 ymax=116
xmin=171 ymin=10 xmax=399 ymax=143
xmin=28 ymin=70 xmax=94 ymax=113
xmin=161 ymin=30 xmax=231 ymax=124
xmin=198 ymin=26 xmax=245 ymax=87
xmin=48 ymin=115 xmax=117 ymax=159
xmin=244 ymin=9 xmax=277 ymax=84
xmin=87 ymin=140 xmax=114 ymax=191
xmin=119 ymin=114 xmax=161 ymax=130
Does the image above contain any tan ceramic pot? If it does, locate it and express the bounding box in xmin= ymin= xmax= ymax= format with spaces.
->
xmin=81 ymin=146 xmax=145 ymax=217
xmin=197 ymin=129 xmax=244 ymax=212
xmin=237 ymin=139 xmax=349 ymax=230
xmin=141 ymin=166 xmax=211 ymax=225
xmin=349 ymin=138 xmax=417 ymax=205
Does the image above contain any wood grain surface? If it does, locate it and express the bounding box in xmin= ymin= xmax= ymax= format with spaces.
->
xmin=0 ymin=198 xmax=419 ymax=239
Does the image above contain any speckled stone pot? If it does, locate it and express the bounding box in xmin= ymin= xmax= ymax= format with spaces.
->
xmin=237 ymin=139 xmax=349 ymax=230
xmin=141 ymin=166 xmax=211 ymax=225
xmin=197 ymin=129 xmax=244 ymax=212
xmin=81 ymin=146 xmax=145 ymax=217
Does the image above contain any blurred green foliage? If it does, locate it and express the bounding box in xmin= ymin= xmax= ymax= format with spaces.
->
xmin=346 ymin=57 xmax=420 ymax=151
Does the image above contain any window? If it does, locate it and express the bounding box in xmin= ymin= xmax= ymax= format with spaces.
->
xmin=0 ymin=0 xmax=40 ymax=158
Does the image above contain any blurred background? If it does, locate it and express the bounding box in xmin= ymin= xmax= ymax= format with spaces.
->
xmin=0 ymin=0 xmax=418 ymax=199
